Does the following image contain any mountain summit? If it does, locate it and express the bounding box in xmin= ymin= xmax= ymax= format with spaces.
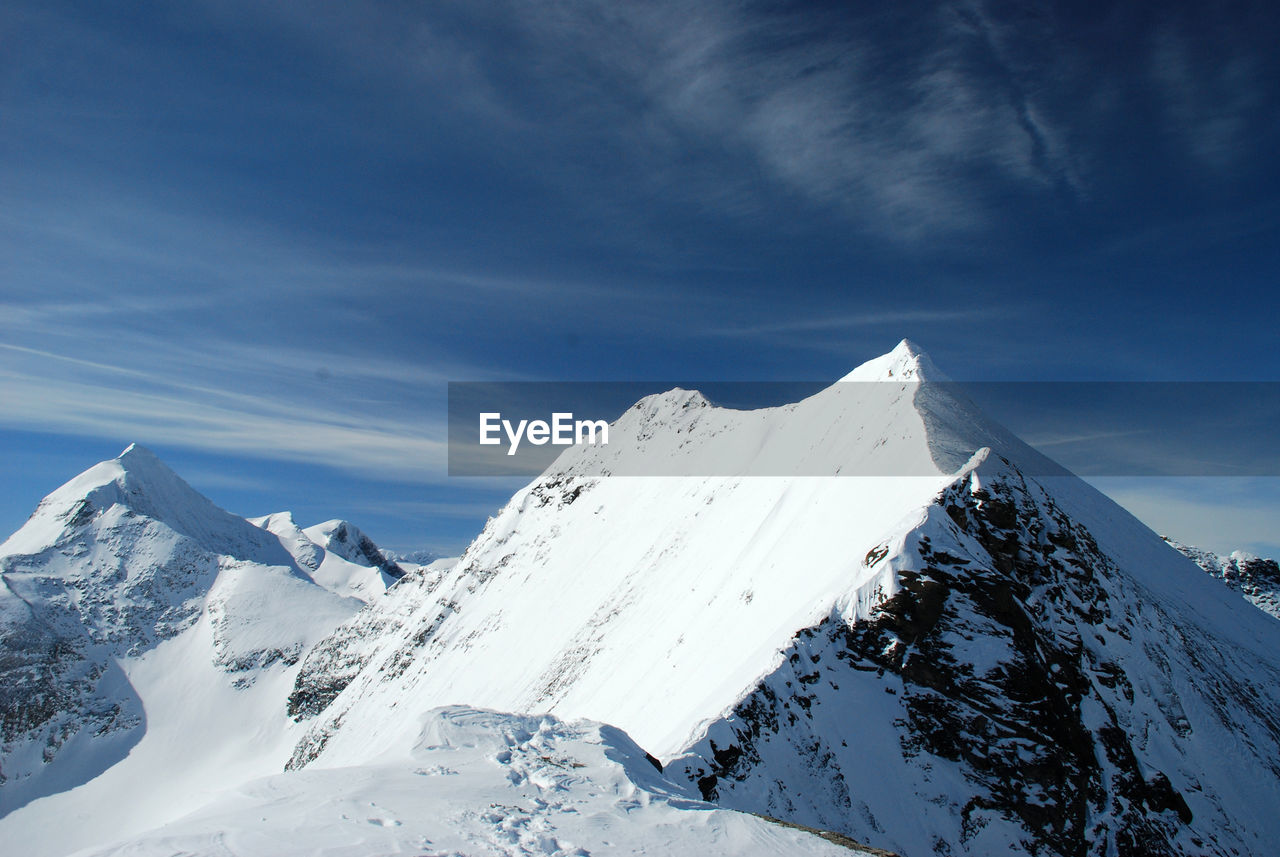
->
xmin=837 ymin=337 xmax=942 ymax=382
xmin=1 ymin=443 xmax=290 ymax=566
xmin=283 ymin=343 xmax=1280 ymax=857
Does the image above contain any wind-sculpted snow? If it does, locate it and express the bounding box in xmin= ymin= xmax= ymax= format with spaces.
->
xmin=1167 ymin=538 xmax=1280 ymax=620
xmin=80 ymin=707 xmax=878 ymax=857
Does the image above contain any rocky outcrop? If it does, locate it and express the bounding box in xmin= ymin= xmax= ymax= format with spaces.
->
xmin=1167 ymin=539 xmax=1280 ymax=621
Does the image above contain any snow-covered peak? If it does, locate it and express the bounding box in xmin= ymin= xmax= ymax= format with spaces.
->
xmin=250 ymin=511 xmax=324 ymax=572
xmin=838 ymin=338 xmax=944 ymax=383
xmin=586 ymin=387 xmax=715 ymax=447
xmin=381 ymin=548 xmax=443 ymax=569
xmin=2 ymin=445 xmax=290 ymax=567
xmin=304 ymin=520 xmax=376 ymax=565
xmin=549 ymin=340 xmax=1029 ymax=479
xmin=303 ymin=519 xmax=405 ymax=579
xmin=0 ymin=446 xmax=368 ymax=818
xmin=631 ymin=387 xmax=713 ymax=412
xmin=117 ymin=441 xmax=158 ymax=464
xmin=244 ymin=515 xmax=404 ymax=601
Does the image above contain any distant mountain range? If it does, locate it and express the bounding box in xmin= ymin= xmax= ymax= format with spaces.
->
xmin=3 ymin=341 xmax=1278 ymax=857
xmin=1164 ymin=537 xmax=1280 ymax=621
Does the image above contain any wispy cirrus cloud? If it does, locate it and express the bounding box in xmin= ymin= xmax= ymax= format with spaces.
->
xmin=1148 ymin=22 xmax=1267 ymax=174
xmin=0 ymin=359 xmax=449 ymax=482
xmin=0 ymin=291 xmax=475 ymax=482
xmin=457 ymin=0 xmax=1082 ymax=240
xmin=706 ymin=306 xmax=1016 ymax=338
xmin=178 ymin=0 xmax=1082 ymax=243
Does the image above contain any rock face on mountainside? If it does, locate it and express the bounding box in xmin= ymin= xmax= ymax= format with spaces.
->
xmin=668 ymin=455 xmax=1280 ymax=856
xmin=283 ymin=341 xmax=1280 ymax=857
xmin=303 ymin=519 xmax=407 ymax=581
xmin=1166 ymin=538 xmax=1280 ymax=621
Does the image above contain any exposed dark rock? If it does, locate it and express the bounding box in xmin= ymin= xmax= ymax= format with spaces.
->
xmin=669 ymin=459 xmax=1268 ymax=856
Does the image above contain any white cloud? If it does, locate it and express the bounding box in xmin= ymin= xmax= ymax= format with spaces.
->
xmin=0 ymin=364 xmax=449 ymax=481
xmin=706 ymin=307 xmax=1013 ymax=338
xmin=208 ymin=0 xmax=1082 ymax=242
xmin=596 ymin=0 xmax=1076 ymax=238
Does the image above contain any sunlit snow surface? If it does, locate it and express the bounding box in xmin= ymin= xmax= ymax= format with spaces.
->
xmin=73 ymin=706 xmax=866 ymax=857
xmin=288 ymin=342 xmax=970 ymax=766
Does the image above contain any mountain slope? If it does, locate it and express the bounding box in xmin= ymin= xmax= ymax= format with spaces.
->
xmin=6 ymin=343 xmax=1280 ymax=857
xmin=286 ymin=345 xmax=969 ymax=769
xmin=667 ymin=453 xmax=1280 ymax=856
xmin=284 ymin=341 xmax=1280 ymax=857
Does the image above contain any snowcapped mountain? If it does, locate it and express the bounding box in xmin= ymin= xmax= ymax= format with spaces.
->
xmin=4 ymin=342 xmax=1280 ymax=857
xmin=302 ymin=519 xmax=408 ymax=579
xmin=284 ymin=341 xmax=1280 ymax=857
xmin=383 ymin=547 xmax=444 ymax=568
xmin=251 ymin=512 xmax=406 ymax=601
xmin=1165 ymin=538 xmax=1280 ymax=620
xmin=0 ymin=446 xmax=403 ymax=847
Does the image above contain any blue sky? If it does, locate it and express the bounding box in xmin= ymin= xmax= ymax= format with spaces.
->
xmin=2 ymin=0 xmax=1278 ymax=556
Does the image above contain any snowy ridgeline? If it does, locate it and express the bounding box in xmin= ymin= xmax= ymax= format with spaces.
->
xmin=2 ymin=341 xmax=1280 ymax=857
